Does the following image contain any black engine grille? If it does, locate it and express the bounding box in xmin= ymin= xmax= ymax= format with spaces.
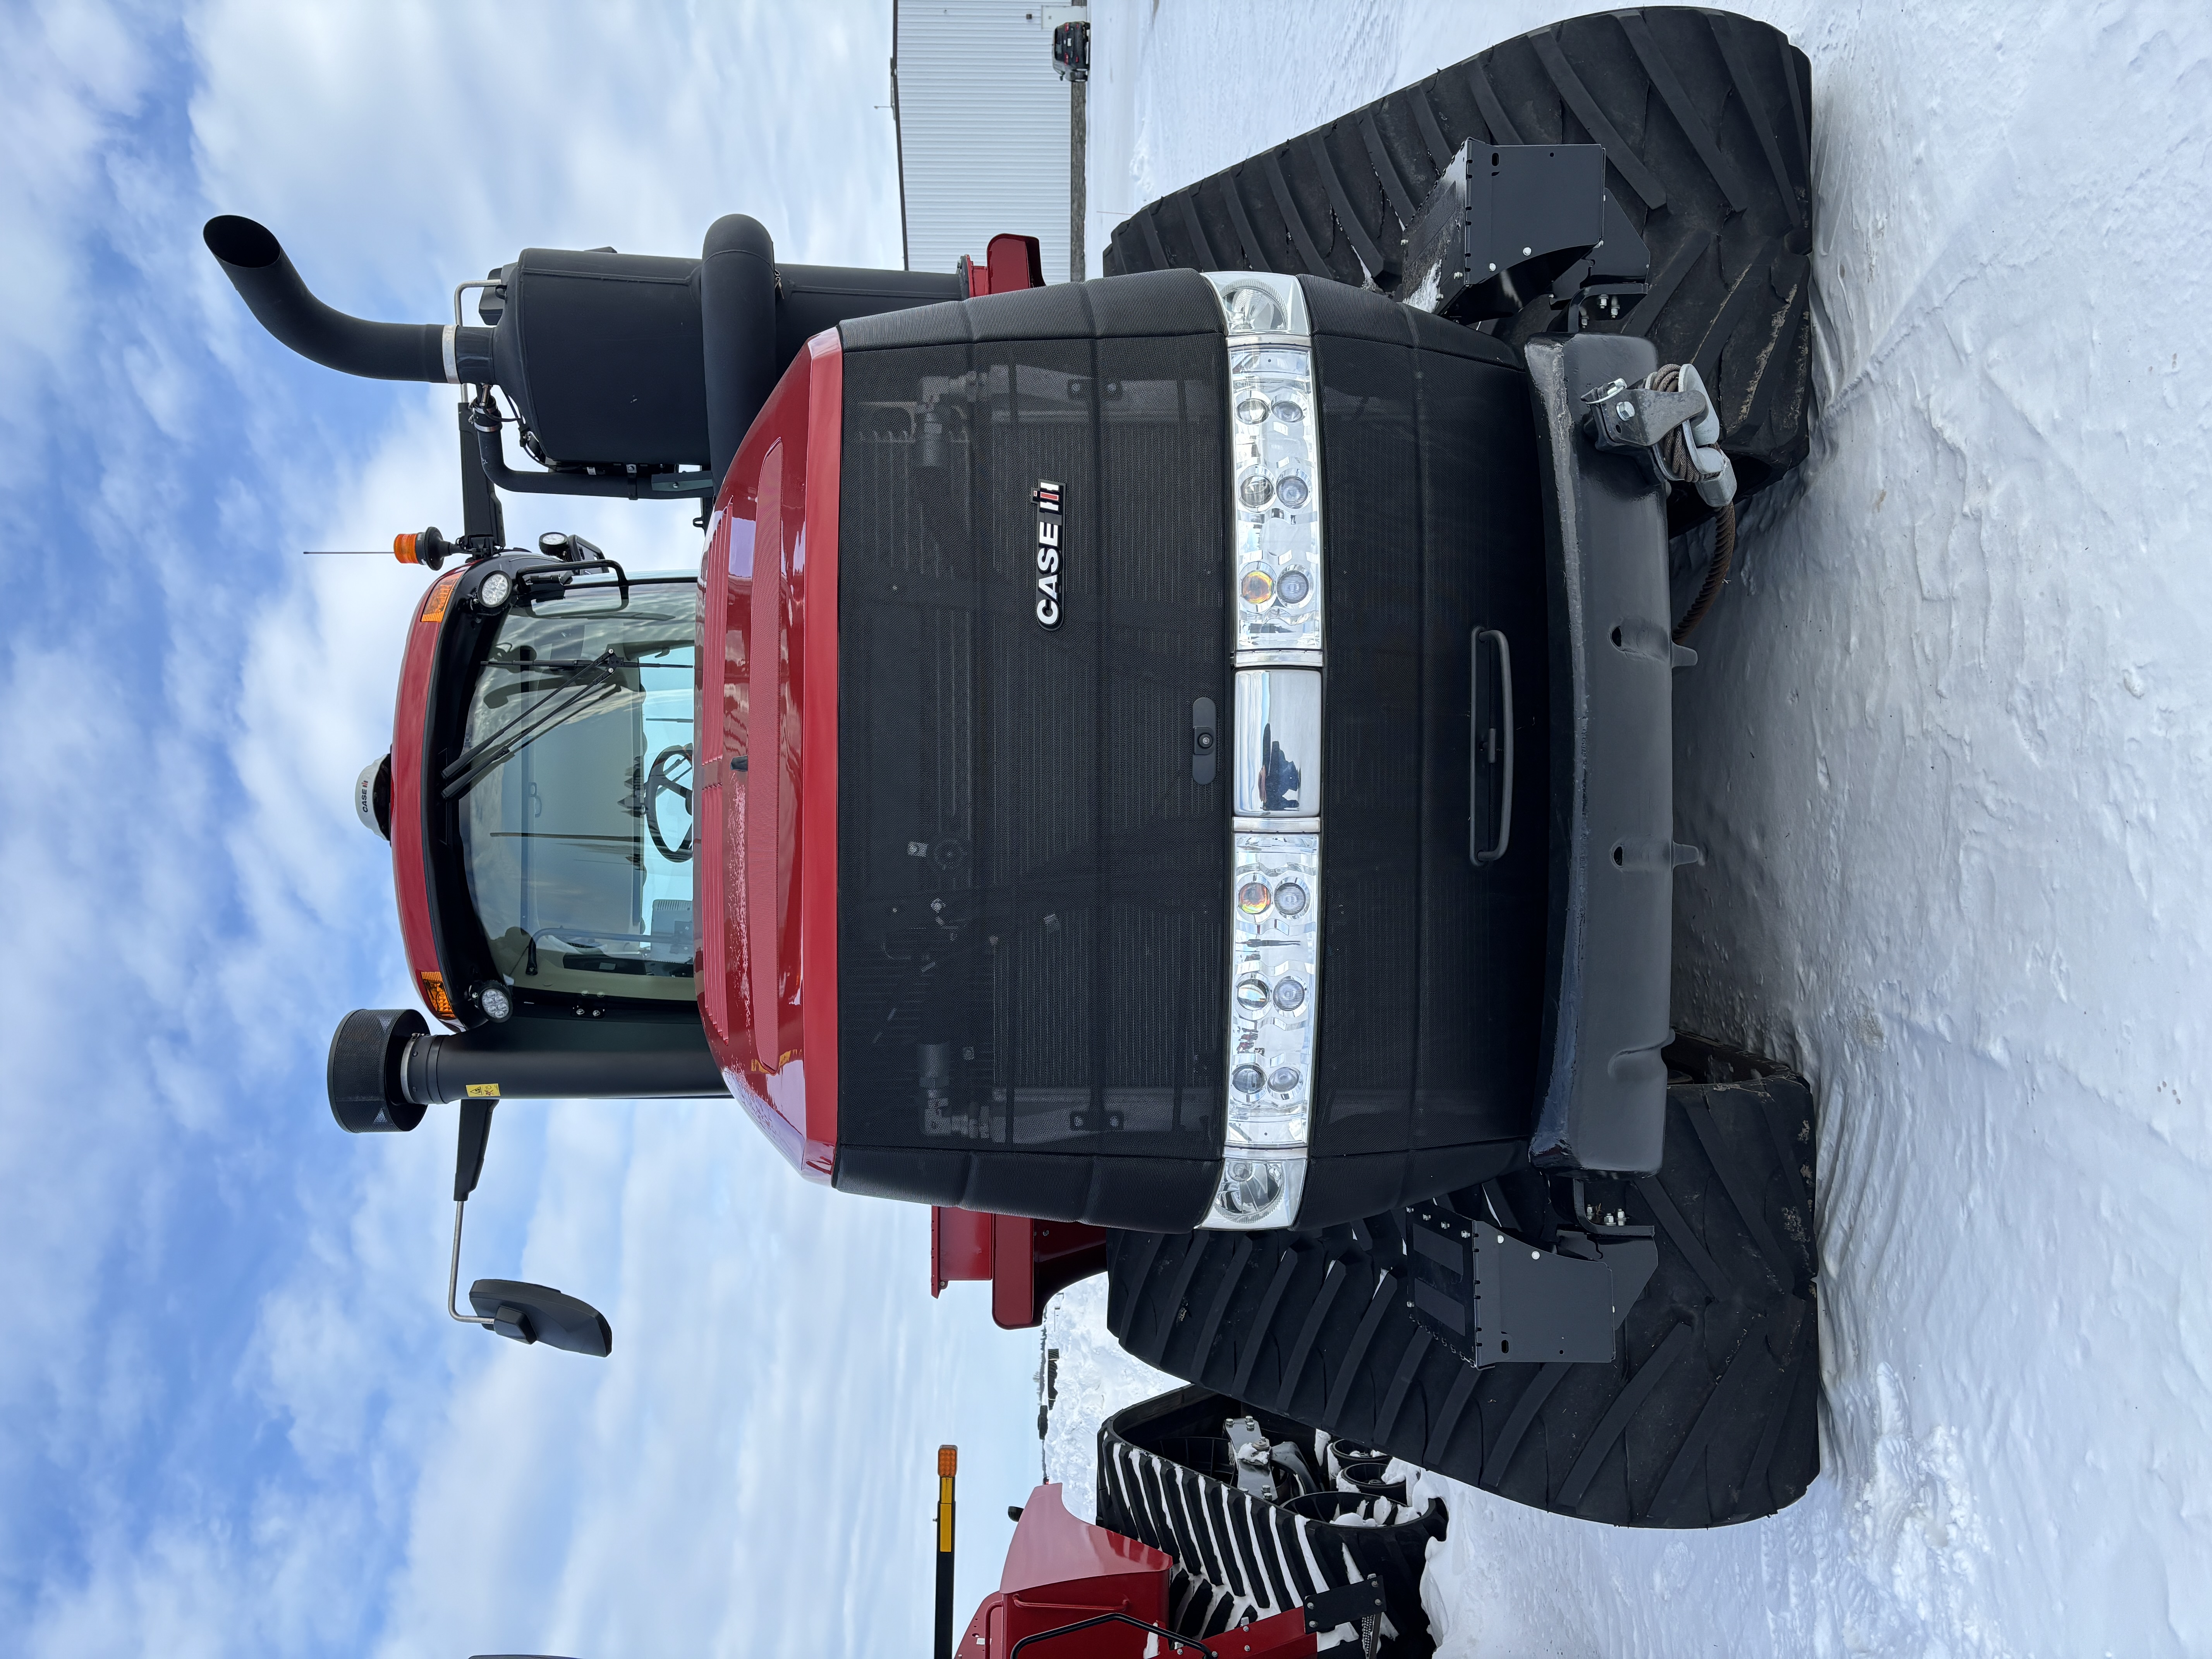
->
xmin=833 ymin=275 xmax=1231 ymax=1227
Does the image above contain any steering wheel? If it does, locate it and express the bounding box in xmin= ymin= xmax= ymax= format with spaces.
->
xmin=644 ymin=744 xmax=694 ymax=863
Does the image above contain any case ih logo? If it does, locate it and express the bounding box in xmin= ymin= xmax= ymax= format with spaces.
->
xmin=1033 ymin=480 xmax=1063 ymax=630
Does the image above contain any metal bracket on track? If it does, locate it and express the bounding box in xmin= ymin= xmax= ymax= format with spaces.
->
xmin=1403 ymin=1200 xmax=1659 ymax=1367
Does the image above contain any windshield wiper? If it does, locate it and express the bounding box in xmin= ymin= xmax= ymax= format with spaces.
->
xmin=441 ymin=649 xmax=625 ymax=802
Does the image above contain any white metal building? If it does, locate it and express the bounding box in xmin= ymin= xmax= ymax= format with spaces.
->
xmin=894 ymin=1 xmax=1078 ymax=281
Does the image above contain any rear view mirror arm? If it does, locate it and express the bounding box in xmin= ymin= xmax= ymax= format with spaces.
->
xmin=447 ymin=1099 xmax=497 ymax=1329
xmin=447 ymin=1203 xmax=495 ymax=1329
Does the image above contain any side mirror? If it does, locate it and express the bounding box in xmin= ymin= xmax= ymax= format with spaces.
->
xmin=467 ymin=1278 xmax=613 ymax=1357
xmin=443 ymin=1100 xmax=613 ymax=1358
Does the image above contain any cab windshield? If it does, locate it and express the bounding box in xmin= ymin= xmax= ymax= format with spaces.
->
xmin=457 ymin=577 xmax=697 ymax=1004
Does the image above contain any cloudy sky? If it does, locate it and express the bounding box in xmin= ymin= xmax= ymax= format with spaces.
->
xmin=22 ymin=3 xmax=2212 ymax=1657
xmin=2 ymin=4 xmax=1050 ymax=1655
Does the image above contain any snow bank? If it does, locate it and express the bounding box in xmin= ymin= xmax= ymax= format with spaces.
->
xmin=1056 ymin=2 xmax=2212 ymax=1652
xmin=1041 ymin=1275 xmax=1176 ymax=1526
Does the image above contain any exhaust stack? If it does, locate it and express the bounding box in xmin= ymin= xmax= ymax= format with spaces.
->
xmin=206 ymin=210 xmax=961 ymax=499
xmin=202 ymin=214 xmax=491 ymax=384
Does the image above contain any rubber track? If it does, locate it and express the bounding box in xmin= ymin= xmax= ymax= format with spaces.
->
xmin=1104 ymin=7 xmax=1815 ymax=493
xmin=1104 ymin=1039 xmax=1820 ymax=1527
xmin=1098 ymin=1399 xmax=1442 ymax=1657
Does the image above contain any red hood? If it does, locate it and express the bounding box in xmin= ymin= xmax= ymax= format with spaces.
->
xmin=390 ymin=566 xmax=465 ymax=1028
xmin=695 ymin=329 xmax=843 ymax=1180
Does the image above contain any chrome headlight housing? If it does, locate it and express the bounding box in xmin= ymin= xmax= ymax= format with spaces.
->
xmin=1219 ymin=278 xmax=1322 ymax=659
xmin=1226 ymin=832 xmax=1320 ymax=1151
xmin=1205 ymin=272 xmax=1325 ymax=1232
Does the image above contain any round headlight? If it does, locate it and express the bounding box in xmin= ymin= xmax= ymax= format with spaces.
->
xmin=1216 ymin=1158 xmax=1286 ymax=1220
xmin=476 ymin=569 xmax=514 ymax=611
xmin=1238 ymin=473 xmax=1275 ymax=510
xmin=1273 ymin=881 xmax=1309 ymax=917
xmin=1236 ymin=879 xmax=1273 ymax=915
xmin=1272 ymin=979 xmax=1306 ymax=1012
xmin=1235 ymin=976 xmax=1271 ymax=1012
xmin=1221 ymin=285 xmax=1287 ymax=334
xmin=1239 ymin=568 xmax=1276 ymax=605
xmin=476 ymin=982 xmax=514 ymax=1022
xmin=1276 ymin=475 xmax=1310 ymax=510
xmin=1267 ymin=1065 xmax=1301 ymax=1093
xmin=1271 ymin=398 xmax=1304 ymax=423
xmin=1231 ymin=1064 xmax=1265 ymax=1094
xmin=1237 ymin=394 xmax=1271 ymax=424
xmin=1276 ymin=568 xmax=1311 ymax=605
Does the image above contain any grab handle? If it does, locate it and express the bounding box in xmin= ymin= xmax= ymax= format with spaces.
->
xmin=1471 ymin=628 xmax=1515 ymax=864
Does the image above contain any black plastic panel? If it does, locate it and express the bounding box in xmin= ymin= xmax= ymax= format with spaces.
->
xmin=1298 ymin=1138 xmax=1522 ymax=1228
xmin=1524 ymin=332 xmax=1676 ymax=1174
xmin=837 ymin=268 xmax=1227 ymax=351
xmin=832 ymin=278 xmax=1230 ymax=1223
xmin=491 ymin=247 xmax=710 ymax=466
xmin=833 ymin=1146 xmax=1218 ymax=1231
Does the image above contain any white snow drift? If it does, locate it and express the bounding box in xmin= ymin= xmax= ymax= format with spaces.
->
xmin=1051 ymin=3 xmax=2212 ymax=1654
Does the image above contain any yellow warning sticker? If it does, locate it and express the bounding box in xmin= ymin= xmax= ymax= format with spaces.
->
xmin=464 ymin=1083 xmax=501 ymax=1098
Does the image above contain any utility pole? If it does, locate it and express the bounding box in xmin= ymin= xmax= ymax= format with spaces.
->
xmin=1049 ymin=0 xmax=1090 ymax=280
xmin=1070 ymin=72 xmax=1087 ymax=280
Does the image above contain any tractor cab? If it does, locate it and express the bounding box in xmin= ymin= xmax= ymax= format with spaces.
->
xmin=342 ymin=545 xmax=722 ymax=1121
xmin=431 ymin=557 xmax=700 ymax=1010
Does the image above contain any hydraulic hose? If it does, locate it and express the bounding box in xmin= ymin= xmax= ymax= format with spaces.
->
xmin=203 ymin=215 xmax=493 ymax=384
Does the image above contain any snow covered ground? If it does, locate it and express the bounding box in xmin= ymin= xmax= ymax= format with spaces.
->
xmin=1048 ymin=3 xmax=2212 ymax=1655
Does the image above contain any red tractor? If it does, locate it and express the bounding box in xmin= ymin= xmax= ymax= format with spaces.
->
xmin=940 ymin=1393 xmax=1444 ymax=1659
xmin=215 ymin=7 xmax=1822 ymax=1553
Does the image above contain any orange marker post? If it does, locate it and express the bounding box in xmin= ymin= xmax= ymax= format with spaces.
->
xmin=934 ymin=1445 xmax=958 ymax=1659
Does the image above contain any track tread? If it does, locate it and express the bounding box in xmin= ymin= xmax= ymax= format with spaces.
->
xmin=1358 ymin=111 xmax=1421 ymax=221
xmin=1464 ymin=60 xmax=1522 ymax=145
xmin=1481 ymin=1360 xmax=1570 ymax=1487
xmin=1305 ymin=131 xmax=1388 ymax=278
xmin=1104 ymin=6 xmax=1815 ymax=491
xmin=1176 ymin=190 xmax=1221 ymax=270
xmin=1188 ymin=1235 xmax=1254 ymax=1369
xmin=1530 ymin=26 xmax=1668 ymax=211
xmin=1105 ymin=1039 xmax=1820 ymax=1527
xmin=1275 ymin=1258 xmax=1353 ymax=1413
xmin=1261 ymin=149 xmax=1333 ymax=278
xmin=1619 ymin=11 xmax=1752 ymax=212
xmin=1324 ymin=1270 xmax=1401 ymax=1422
xmin=1557 ymin=1319 xmax=1692 ymax=1506
xmin=1375 ymin=1326 xmax=1433 ymax=1446
xmin=1708 ymin=13 xmax=1802 ymax=224
xmin=1424 ymin=1365 xmax=1480 ymax=1467
xmin=1135 ymin=1233 xmax=1213 ymax=1366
